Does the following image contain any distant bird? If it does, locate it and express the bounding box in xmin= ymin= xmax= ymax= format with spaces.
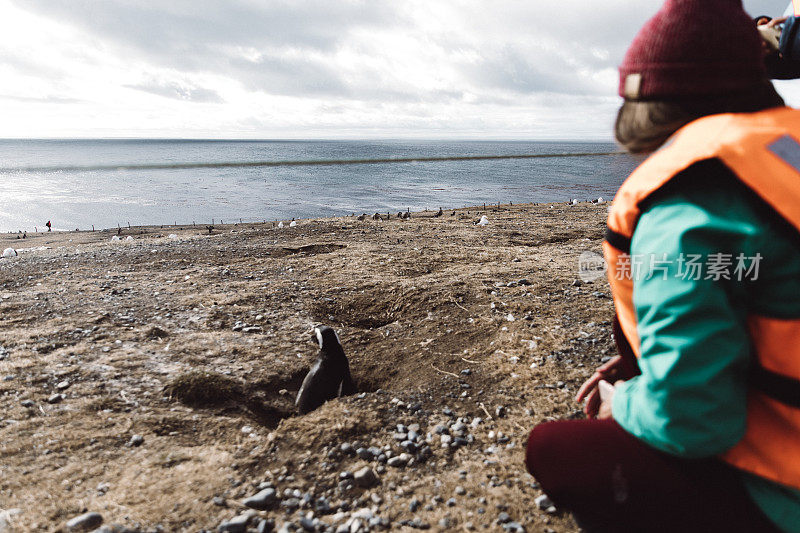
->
xmin=278 ymin=221 xmax=284 ymax=228
xmin=2 ymin=248 xmax=17 ymax=258
xmin=296 ymin=326 xmax=356 ymax=414
xmin=450 ymin=211 xmax=456 ymax=217
xmin=289 ymin=219 xmax=297 ymax=227
xmin=434 ymin=207 xmax=443 ymax=218
xmin=397 ymin=212 xmax=404 ymax=219
xmin=206 ymin=225 xmax=215 ymax=234
xmin=357 ymin=213 xmax=367 ymax=221
xmin=401 ymin=211 xmax=411 ymax=220
xmin=475 ymin=215 xmax=489 ymax=226
xmin=372 ymin=213 xmax=382 ymax=221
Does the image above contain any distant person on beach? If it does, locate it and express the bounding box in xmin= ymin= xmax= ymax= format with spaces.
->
xmin=526 ymin=1 xmax=800 ymax=532
xmin=45 ymin=220 xmax=51 ymax=232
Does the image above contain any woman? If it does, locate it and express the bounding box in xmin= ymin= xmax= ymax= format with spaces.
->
xmin=525 ymin=1 xmax=800 ymax=532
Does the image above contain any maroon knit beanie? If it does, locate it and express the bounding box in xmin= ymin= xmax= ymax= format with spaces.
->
xmin=619 ymin=0 xmax=767 ymax=100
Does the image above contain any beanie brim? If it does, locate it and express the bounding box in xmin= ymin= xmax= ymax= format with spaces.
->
xmin=620 ymin=63 xmax=766 ymax=100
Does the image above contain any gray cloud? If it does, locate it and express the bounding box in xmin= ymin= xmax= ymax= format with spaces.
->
xmin=124 ymin=80 xmax=224 ymax=103
xmin=9 ymin=0 xmax=794 ymax=105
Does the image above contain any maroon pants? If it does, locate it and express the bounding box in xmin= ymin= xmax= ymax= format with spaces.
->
xmin=525 ymin=419 xmax=781 ymax=532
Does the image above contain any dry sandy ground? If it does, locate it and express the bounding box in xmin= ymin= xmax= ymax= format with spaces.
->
xmin=0 ymin=202 xmax=615 ymax=532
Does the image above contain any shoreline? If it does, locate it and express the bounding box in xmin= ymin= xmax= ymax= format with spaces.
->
xmin=0 ymin=200 xmax=607 ymax=248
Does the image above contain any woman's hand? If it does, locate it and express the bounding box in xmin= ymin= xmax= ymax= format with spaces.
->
xmin=596 ymin=380 xmax=622 ymax=420
xmin=576 ymin=356 xmax=627 ymax=418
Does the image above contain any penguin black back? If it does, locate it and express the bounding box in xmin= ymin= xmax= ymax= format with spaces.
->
xmin=295 ymin=326 xmax=355 ymax=414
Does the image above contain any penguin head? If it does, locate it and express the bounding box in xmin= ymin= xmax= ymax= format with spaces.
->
xmin=314 ymin=325 xmax=341 ymax=351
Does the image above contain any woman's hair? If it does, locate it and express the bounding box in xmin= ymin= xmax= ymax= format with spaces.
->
xmin=614 ymin=82 xmax=786 ymax=153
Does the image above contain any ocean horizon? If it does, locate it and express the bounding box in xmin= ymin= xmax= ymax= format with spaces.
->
xmin=0 ymin=139 xmax=641 ymax=233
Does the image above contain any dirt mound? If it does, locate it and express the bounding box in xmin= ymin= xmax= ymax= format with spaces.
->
xmin=0 ymin=202 xmax=613 ymax=531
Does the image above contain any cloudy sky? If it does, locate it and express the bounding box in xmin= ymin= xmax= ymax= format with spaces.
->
xmin=0 ymin=0 xmax=795 ymax=139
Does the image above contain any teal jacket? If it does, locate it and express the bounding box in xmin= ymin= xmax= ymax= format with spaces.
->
xmin=611 ymin=161 xmax=800 ymax=532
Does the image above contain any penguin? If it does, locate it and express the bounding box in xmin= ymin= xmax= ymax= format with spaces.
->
xmin=434 ymin=207 xmax=443 ymax=218
xmin=357 ymin=213 xmax=367 ymax=221
xmin=372 ymin=212 xmax=382 ymax=221
xmin=295 ymin=326 xmax=356 ymax=414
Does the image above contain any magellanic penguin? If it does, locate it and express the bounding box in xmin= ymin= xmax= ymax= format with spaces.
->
xmin=295 ymin=326 xmax=356 ymax=414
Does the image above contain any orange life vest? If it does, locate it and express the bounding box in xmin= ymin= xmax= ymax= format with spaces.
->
xmin=604 ymin=106 xmax=800 ymax=490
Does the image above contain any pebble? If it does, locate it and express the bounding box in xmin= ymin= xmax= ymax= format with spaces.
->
xmin=455 ymin=486 xmax=466 ymax=495
xmin=299 ymin=516 xmax=315 ymax=532
xmin=256 ymin=519 xmax=275 ymax=533
xmin=48 ymin=393 xmax=64 ymax=404
xmin=503 ymin=522 xmax=526 ymax=533
xmin=217 ymin=512 xmax=256 ymax=533
xmin=409 ymin=498 xmax=421 ymax=512
xmin=242 ymin=488 xmax=277 ymax=510
xmin=387 ymin=456 xmax=407 ymax=468
xmin=356 ymin=447 xmax=373 ymax=460
xmin=65 ymin=512 xmax=103 ymax=531
xmin=497 ymin=512 xmax=511 ymax=524
xmin=353 ymin=466 xmax=378 ymax=488
xmin=535 ymin=494 xmax=557 ymax=514
xmin=56 ymin=380 xmax=70 ymax=390
xmin=20 ymin=399 xmax=35 ymax=408
xmin=280 ymin=498 xmax=300 ymax=510
xmin=128 ymin=435 xmax=144 ymax=447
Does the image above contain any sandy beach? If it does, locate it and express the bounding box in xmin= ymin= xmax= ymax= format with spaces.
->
xmin=0 ymin=202 xmax=613 ymax=532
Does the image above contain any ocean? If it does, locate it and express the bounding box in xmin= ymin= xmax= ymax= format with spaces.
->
xmin=0 ymin=139 xmax=641 ymax=233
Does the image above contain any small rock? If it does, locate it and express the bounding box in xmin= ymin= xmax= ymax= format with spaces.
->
xmin=409 ymin=498 xmax=421 ymax=512
xmin=387 ymin=456 xmax=406 ymax=468
xmin=56 ymin=380 xmax=70 ymax=390
xmin=256 ymin=519 xmax=275 ymax=533
xmin=455 ymin=486 xmax=466 ymax=495
xmin=20 ymin=399 xmax=35 ymax=408
xmin=127 ymin=434 xmax=144 ymax=447
xmin=355 ymin=447 xmax=373 ymax=460
xmin=299 ymin=516 xmax=315 ymax=532
xmin=534 ymin=494 xmax=557 ymax=513
xmin=280 ymin=498 xmax=300 ymax=510
xmin=218 ymin=512 xmax=256 ymax=533
xmin=65 ymin=512 xmax=103 ymax=531
xmin=497 ymin=512 xmax=511 ymax=524
xmin=212 ymin=496 xmax=226 ymax=507
xmin=495 ymin=405 xmax=507 ymax=418
xmin=47 ymin=393 xmax=64 ymax=404
xmin=353 ymin=466 xmax=378 ymax=488
xmin=242 ymin=488 xmax=277 ymax=510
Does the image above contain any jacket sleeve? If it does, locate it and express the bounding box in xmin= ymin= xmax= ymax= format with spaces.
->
xmin=611 ymin=187 xmax=754 ymax=458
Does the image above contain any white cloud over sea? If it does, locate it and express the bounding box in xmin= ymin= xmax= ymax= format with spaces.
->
xmin=0 ymin=0 xmax=796 ymax=139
